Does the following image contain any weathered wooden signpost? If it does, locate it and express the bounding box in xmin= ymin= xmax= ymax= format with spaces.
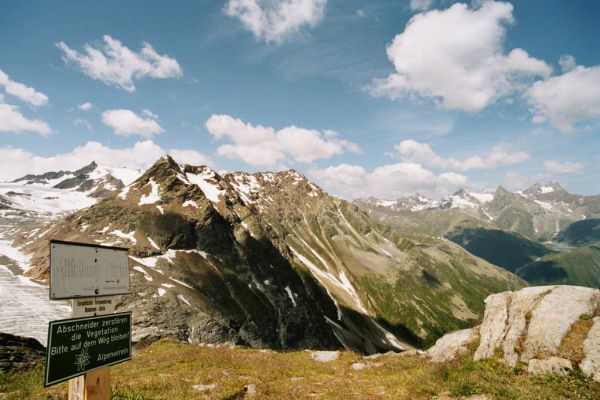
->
xmin=45 ymin=240 xmax=132 ymax=400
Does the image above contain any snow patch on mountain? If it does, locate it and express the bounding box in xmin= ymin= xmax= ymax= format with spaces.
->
xmin=469 ymin=192 xmax=494 ymax=203
xmin=186 ymin=170 xmax=225 ymax=203
xmin=90 ymin=165 xmax=142 ymax=186
xmin=541 ymin=186 xmax=555 ymax=194
xmin=139 ymin=179 xmax=160 ymax=205
xmin=0 ymin=239 xmax=31 ymax=272
xmin=0 ymin=183 xmax=96 ymax=214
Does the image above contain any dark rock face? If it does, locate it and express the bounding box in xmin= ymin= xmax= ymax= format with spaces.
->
xmin=0 ymin=333 xmax=45 ymax=373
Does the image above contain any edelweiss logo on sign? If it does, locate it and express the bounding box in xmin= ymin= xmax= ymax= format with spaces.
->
xmin=74 ymin=348 xmax=91 ymax=372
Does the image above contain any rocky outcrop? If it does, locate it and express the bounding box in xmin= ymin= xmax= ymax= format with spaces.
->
xmin=0 ymin=332 xmax=45 ymax=372
xmin=527 ymin=357 xmax=572 ymax=376
xmin=428 ymin=285 xmax=600 ymax=381
xmin=580 ymin=317 xmax=600 ymax=381
xmin=428 ymin=328 xmax=477 ymax=362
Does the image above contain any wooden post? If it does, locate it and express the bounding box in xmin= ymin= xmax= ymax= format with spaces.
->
xmin=68 ymin=298 xmax=114 ymax=400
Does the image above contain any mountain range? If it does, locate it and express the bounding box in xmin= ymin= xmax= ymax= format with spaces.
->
xmin=2 ymin=157 xmax=600 ymax=354
xmin=0 ymin=157 xmax=526 ymax=353
xmin=355 ymin=183 xmax=600 ymax=289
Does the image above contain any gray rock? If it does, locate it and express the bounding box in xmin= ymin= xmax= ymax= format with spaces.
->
xmin=398 ymin=349 xmax=428 ymax=357
xmin=0 ymin=332 xmax=45 ymax=373
xmin=519 ymin=286 xmax=599 ymax=363
xmin=192 ymin=383 xmax=217 ymax=392
xmin=474 ymin=285 xmax=600 ymax=367
xmin=311 ymin=350 xmax=339 ymax=362
xmin=244 ymin=384 xmax=257 ymax=396
xmin=428 ymin=328 xmax=476 ymax=362
xmin=351 ymin=362 xmax=366 ymax=370
xmin=500 ymin=286 xmax=554 ymax=366
xmin=474 ymin=291 xmax=511 ymax=361
xmin=527 ymin=357 xmax=572 ymax=376
xmin=580 ymin=317 xmax=600 ymax=382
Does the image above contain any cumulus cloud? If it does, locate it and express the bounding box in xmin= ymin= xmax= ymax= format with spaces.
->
xmin=410 ymin=0 xmax=432 ymax=12
xmin=0 ymin=69 xmax=48 ymax=107
xmin=395 ymin=139 xmax=529 ymax=170
xmin=78 ymin=102 xmax=93 ymax=111
xmin=101 ymin=109 xmax=164 ymax=138
xmin=526 ymin=65 xmax=600 ymax=133
xmin=224 ymin=0 xmax=327 ymax=44
xmin=544 ymin=160 xmax=584 ymax=175
xmin=56 ymin=35 xmax=182 ymax=92
xmin=309 ymin=162 xmax=468 ymax=199
xmin=0 ymin=103 xmax=51 ymax=136
xmin=0 ymin=140 xmax=212 ymax=182
xmin=369 ymin=1 xmax=551 ymax=111
xmin=205 ymin=114 xmax=359 ymax=168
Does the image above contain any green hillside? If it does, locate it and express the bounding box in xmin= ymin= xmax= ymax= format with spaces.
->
xmin=557 ymin=219 xmax=600 ymax=245
xmin=516 ymin=244 xmax=600 ymax=289
xmin=446 ymin=227 xmax=551 ymax=273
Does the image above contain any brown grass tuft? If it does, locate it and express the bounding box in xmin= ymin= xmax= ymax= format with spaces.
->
xmin=557 ymin=317 xmax=595 ymax=365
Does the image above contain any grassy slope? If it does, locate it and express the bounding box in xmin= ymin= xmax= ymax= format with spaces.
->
xmin=517 ymin=244 xmax=600 ymax=289
xmin=557 ymin=219 xmax=600 ymax=245
xmin=2 ymin=339 xmax=600 ymax=399
xmin=446 ymin=228 xmax=551 ymax=273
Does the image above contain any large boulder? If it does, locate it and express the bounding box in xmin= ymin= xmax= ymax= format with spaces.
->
xmin=427 ymin=285 xmax=600 ymax=381
xmin=0 ymin=332 xmax=45 ymax=373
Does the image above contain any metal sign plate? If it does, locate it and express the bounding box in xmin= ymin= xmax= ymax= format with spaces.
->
xmin=72 ymin=296 xmax=116 ymax=318
xmin=50 ymin=240 xmax=130 ymax=300
xmin=44 ymin=312 xmax=132 ymax=387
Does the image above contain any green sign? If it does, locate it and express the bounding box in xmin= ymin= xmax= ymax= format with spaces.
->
xmin=44 ymin=312 xmax=131 ymax=387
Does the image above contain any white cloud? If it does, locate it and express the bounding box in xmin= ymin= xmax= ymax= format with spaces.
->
xmin=395 ymin=139 xmax=529 ymax=170
xmin=369 ymin=1 xmax=551 ymax=111
xmin=0 ymin=69 xmax=48 ymax=107
xmin=56 ymin=35 xmax=182 ymax=92
xmin=558 ymin=55 xmax=576 ymax=73
xmin=544 ymin=160 xmax=584 ymax=175
xmin=102 ymin=109 xmax=164 ymax=138
xmin=73 ymin=118 xmax=92 ymax=131
xmin=224 ymin=0 xmax=327 ymax=44
xmin=410 ymin=0 xmax=432 ymax=12
xmin=309 ymin=162 xmax=468 ymax=199
xmin=205 ymin=114 xmax=359 ymax=168
xmin=141 ymin=108 xmax=158 ymax=119
xmin=0 ymin=103 xmax=51 ymax=136
xmin=502 ymin=171 xmax=531 ymax=191
xmin=526 ymin=65 xmax=600 ymax=133
xmin=78 ymin=102 xmax=93 ymax=111
xmin=0 ymin=140 xmax=212 ymax=182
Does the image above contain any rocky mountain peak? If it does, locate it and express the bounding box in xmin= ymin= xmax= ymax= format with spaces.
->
xmin=452 ymin=188 xmax=469 ymax=197
xmin=524 ymin=181 xmax=568 ymax=196
xmin=132 ymin=156 xmax=189 ymax=191
xmin=73 ymin=161 xmax=98 ymax=176
xmin=494 ymin=185 xmax=512 ymax=196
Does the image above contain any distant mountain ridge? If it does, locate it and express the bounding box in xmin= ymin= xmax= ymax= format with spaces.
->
xmin=0 ymin=162 xmax=142 ymax=222
xmin=356 ymin=183 xmax=600 ymax=289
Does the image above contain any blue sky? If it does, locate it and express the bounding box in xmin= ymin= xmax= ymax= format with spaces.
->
xmin=1 ymin=0 xmax=599 ymax=199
